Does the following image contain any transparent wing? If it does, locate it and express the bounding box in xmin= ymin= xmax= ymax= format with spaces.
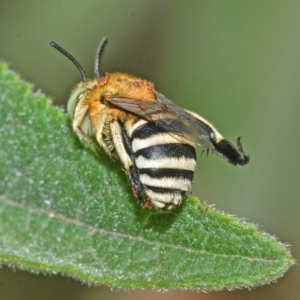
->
xmin=108 ymin=90 xmax=216 ymax=149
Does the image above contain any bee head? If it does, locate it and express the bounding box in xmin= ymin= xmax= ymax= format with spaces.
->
xmin=50 ymin=38 xmax=108 ymax=118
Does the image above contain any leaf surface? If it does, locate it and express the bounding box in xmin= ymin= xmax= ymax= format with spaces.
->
xmin=0 ymin=63 xmax=294 ymax=290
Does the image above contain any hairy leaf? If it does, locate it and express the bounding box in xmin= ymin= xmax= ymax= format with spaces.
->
xmin=0 ymin=63 xmax=294 ymax=290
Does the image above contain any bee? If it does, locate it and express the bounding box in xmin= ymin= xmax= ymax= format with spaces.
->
xmin=50 ymin=38 xmax=250 ymax=210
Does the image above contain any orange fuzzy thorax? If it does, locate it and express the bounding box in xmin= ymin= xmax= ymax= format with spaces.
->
xmin=75 ymin=72 xmax=156 ymax=123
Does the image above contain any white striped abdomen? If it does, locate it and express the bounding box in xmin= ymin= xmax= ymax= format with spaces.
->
xmin=128 ymin=120 xmax=197 ymax=210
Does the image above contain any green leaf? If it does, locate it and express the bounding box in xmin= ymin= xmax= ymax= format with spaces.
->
xmin=0 ymin=62 xmax=294 ymax=290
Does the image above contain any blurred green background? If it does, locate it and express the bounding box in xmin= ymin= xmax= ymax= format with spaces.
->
xmin=0 ymin=1 xmax=299 ymax=299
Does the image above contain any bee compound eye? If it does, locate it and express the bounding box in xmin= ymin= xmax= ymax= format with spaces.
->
xmin=67 ymin=88 xmax=87 ymax=118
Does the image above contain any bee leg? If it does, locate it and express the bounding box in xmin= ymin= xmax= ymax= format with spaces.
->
xmin=119 ymin=124 xmax=147 ymax=207
xmin=110 ymin=120 xmax=145 ymax=205
xmin=72 ymin=109 xmax=103 ymax=156
xmin=74 ymin=126 xmax=103 ymax=156
xmin=110 ymin=120 xmax=133 ymax=169
xmin=127 ymin=165 xmax=144 ymax=206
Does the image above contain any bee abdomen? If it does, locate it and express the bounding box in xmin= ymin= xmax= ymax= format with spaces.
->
xmin=143 ymin=186 xmax=187 ymax=210
xmin=129 ymin=121 xmax=197 ymax=209
xmin=134 ymin=143 xmax=196 ymax=160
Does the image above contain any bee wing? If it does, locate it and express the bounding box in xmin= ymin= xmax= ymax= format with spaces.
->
xmin=108 ymin=90 xmax=216 ymax=149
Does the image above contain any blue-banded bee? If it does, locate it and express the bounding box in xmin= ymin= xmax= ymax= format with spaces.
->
xmin=50 ymin=38 xmax=250 ymax=210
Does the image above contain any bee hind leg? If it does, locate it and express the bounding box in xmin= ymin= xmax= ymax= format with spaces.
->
xmin=110 ymin=120 xmax=148 ymax=207
xmin=127 ymin=165 xmax=148 ymax=208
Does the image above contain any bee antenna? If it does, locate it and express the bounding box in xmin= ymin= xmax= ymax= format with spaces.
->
xmin=94 ymin=37 xmax=108 ymax=78
xmin=49 ymin=41 xmax=87 ymax=82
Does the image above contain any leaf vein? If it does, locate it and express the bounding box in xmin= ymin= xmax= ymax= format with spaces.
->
xmin=0 ymin=195 xmax=280 ymax=265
